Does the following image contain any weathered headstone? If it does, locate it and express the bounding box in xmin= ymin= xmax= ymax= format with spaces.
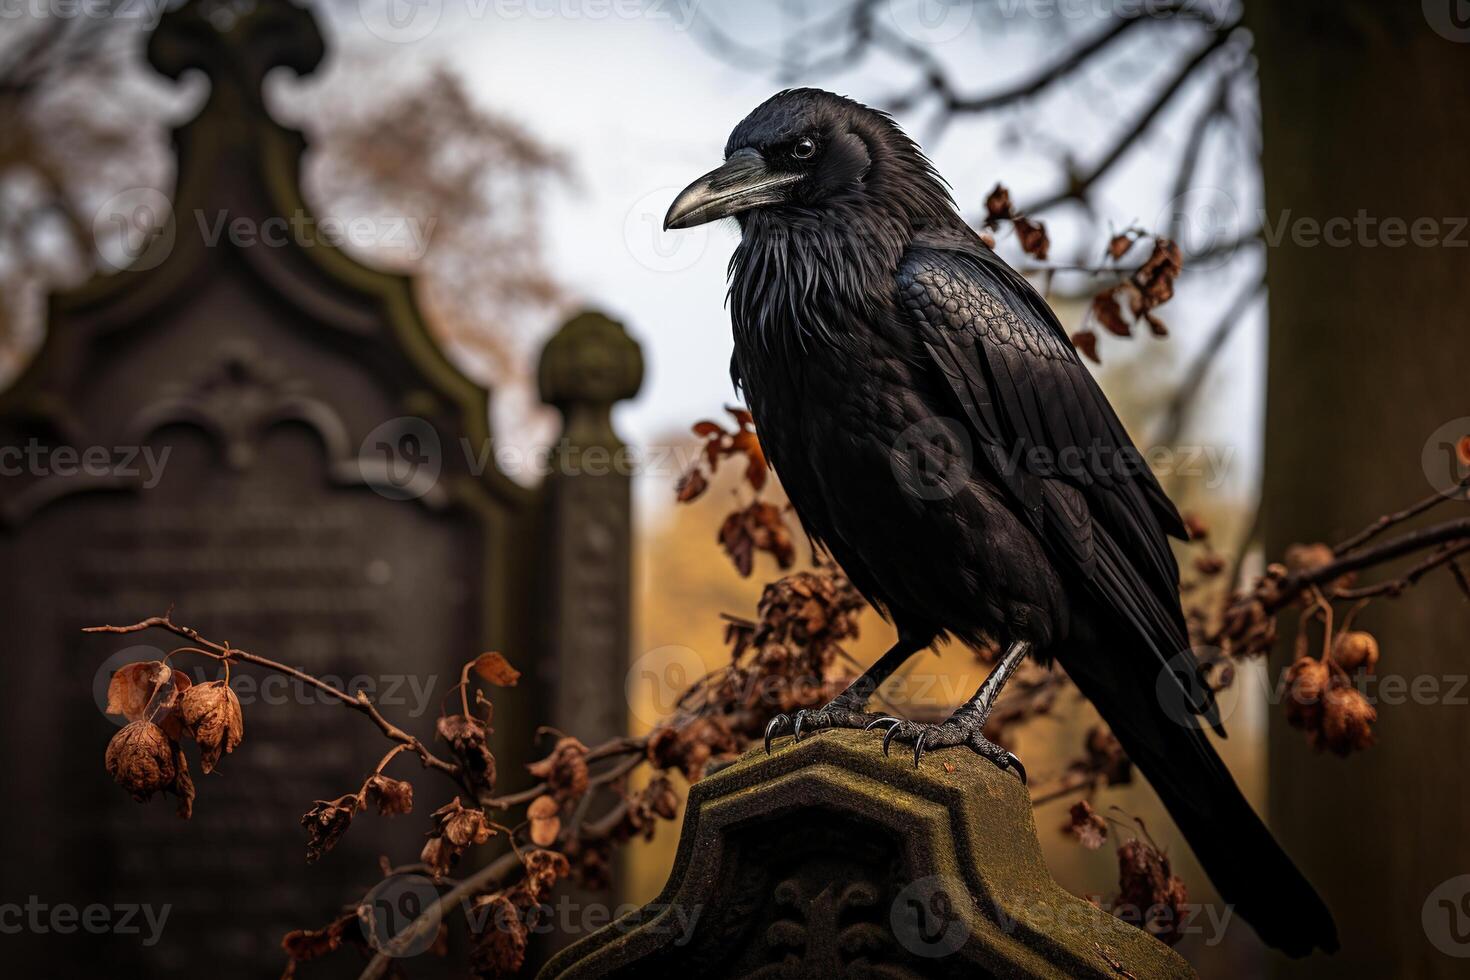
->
xmin=0 ymin=2 xmax=640 ymax=977
xmin=541 ymin=731 xmax=1196 ymax=980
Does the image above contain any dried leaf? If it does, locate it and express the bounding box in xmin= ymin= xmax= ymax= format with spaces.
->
xmin=437 ymin=714 xmax=496 ymax=792
xmin=422 ymin=798 xmax=496 ymax=876
xmin=105 ymin=661 xmax=163 ymax=720
xmin=1113 ymin=833 xmax=1189 ymax=945
xmin=730 ymin=429 xmax=768 ymax=491
xmin=675 ymin=468 xmax=708 ymax=503
xmin=1070 ymin=329 xmax=1101 ymax=364
xmin=281 ymin=913 xmax=356 ymax=963
xmin=647 ymin=717 xmax=738 ymax=782
xmin=471 ymin=652 xmax=520 ymax=687
xmin=439 ymin=798 xmax=496 ymax=847
xmin=109 ymin=661 xmax=192 ymax=740
xmin=1129 ymin=237 xmax=1183 ymax=313
xmin=521 ymin=849 xmax=571 ymax=903
xmin=1083 ymin=726 xmax=1132 ymax=786
xmin=1065 ymin=800 xmax=1108 ymax=850
xmin=469 ymin=894 xmax=527 ymax=977
xmin=1091 ymin=288 xmax=1131 ymax=337
xmin=984 ymin=183 xmax=1014 ymax=223
xmin=302 ymin=794 xmax=360 ymax=862
xmin=364 ymin=774 xmax=414 ymax=816
xmin=180 ymin=680 xmax=244 ymax=774
xmin=527 ymin=795 xmax=561 ymax=847
xmin=526 ymin=737 xmax=589 ymax=802
xmin=718 ymin=501 xmax=795 ymax=577
xmin=172 ymin=741 xmax=194 ymax=820
xmin=1014 ymin=215 xmax=1050 ymax=261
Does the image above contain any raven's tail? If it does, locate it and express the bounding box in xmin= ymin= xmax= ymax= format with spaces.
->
xmin=1058 ymin=639 xmax=1339 ymax=957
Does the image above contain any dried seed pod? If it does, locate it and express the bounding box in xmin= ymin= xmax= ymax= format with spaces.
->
xmin=1330 ymin=631 xmax=1380 ymax=674
xmin=105 ymin=720 xmax=177 ymax=802
xmin=1284 ymin=657 xmax=1331 ymax=731
xmin=1315 ymin=686 xmax=1377 ymax=756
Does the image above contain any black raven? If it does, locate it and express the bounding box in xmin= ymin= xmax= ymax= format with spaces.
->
xmin=664 ymin=88 xmax=1336 ymax=956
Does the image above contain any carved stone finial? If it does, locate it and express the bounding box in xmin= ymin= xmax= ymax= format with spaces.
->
xmin=541 ymin=730 xmax=1196 ymax=979
xmin=148 ymin=0 xmax=325 ymax=108
xmin=538 ymin=310 xmax=645 ymax=412
xmin=538 ymin=310 xmax=644 ymax=459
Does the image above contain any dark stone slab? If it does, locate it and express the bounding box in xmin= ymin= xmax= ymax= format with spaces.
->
xmin=541 ymin=730 xmax=1196 ymax=979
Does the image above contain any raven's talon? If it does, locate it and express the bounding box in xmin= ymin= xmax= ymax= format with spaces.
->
xmin=766 ymin=704 xmax=887 ymax=752
xmin=792 ymin=709 xmax=810 ymax=742
xmin=763 ymin=714 xmax=791 ymax=754
xmin=1000 ymin=751 xmax=1028 ymax=786
xmin=882 ymin=722 xmax=904 ymax=757
xmin=967 ymin=739 xmax=1026 ymax=784
xmin=868 ymin=719 xmax=1026 ymax=782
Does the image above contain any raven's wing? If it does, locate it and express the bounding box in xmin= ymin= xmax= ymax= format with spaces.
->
xmin=896 ymin=235 xmax=1220 ymax=732
xmin=895 ymin=235 xmax=1340 ymax=956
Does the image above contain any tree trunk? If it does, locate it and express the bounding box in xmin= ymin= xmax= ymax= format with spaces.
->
xmin=1252 ymin=3 xmax=1470 ymax=977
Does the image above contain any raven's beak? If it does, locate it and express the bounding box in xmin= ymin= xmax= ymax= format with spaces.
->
xmin=664 ymin=148 xmax=802 ymax=230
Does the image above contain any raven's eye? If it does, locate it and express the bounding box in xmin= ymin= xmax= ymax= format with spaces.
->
xmin=791 ymin=137 xmax=817 ymax=160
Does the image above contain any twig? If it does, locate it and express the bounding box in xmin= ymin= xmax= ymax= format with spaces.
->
xmin=482 ymin=737 xmax=647 ymax=811
xmin=356 ymin=850 xmax=524 ymax=980
xmin=1334 ymin=476 xmax=1470 ymax=555
xmin=1264 ymin=518 xmax=1470 ymax=613
xmin=84 ymin=614 xmax=463 ymax=782
xmin=1332 ymin=541 xmax=1470 ymax=601
xmin=1027 ymin=22 xmax=1242 ymax=214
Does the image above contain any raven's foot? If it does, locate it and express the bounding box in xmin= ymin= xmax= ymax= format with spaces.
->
xmin=863 ymin=716 xmax=1026 ymax=783
xmin=763 ymin=700 xmax=884 ymax=753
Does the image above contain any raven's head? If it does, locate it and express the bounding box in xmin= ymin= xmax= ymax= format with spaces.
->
xmin=664 ymin=88 xmax=955 ymax=232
